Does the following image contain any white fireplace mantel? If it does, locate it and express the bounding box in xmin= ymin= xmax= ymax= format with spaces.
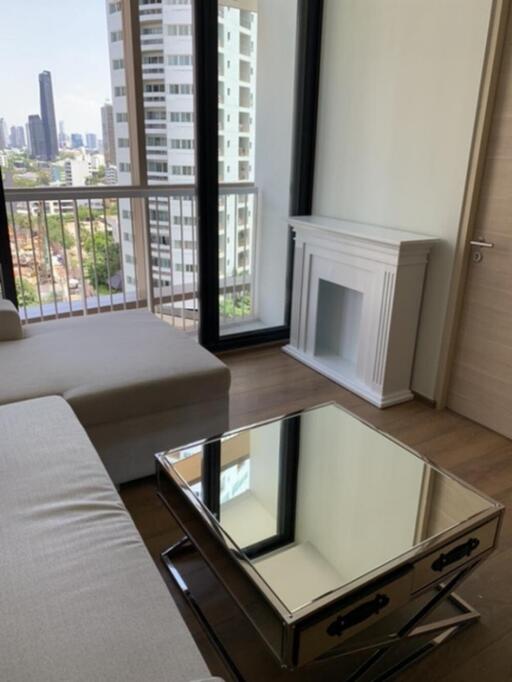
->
xmin=283 ymin=215 xmax=438 ymax=408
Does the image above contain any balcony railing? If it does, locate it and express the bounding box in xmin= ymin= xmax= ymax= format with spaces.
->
xmin=4 ymin=183 xmax=258 ymax=335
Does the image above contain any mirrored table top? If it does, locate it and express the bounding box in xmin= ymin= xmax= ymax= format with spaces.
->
xmin=161 ymin=403 xmax=499 ymax=616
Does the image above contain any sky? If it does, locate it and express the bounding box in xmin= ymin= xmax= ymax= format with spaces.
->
xmin=0 ymin=1 xmax=112 ymax=138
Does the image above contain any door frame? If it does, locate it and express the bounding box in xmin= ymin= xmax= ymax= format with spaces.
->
xmin=435 ymin=0 xmax=511 ymax=408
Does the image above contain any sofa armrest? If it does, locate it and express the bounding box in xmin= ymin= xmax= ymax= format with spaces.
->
xmin=0 ymin=299 xmax=23 ymax=341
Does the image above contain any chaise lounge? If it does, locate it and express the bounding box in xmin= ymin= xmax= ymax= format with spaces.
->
xmin=0 ymin=395 xmax=223 ymax=682
xmin=0 ymin=299 xmax=231 ymax=483
xmin=0 ymin=298 xmax=229 ymax=680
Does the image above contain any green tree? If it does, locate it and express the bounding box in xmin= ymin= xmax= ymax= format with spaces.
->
xmin=83 ymin=231 xmax=121 ymax=291
xmin=45 ymin=215 xmax=75 ymax=249
xmin=220 ymin=293 xmax=251 ymax=318
xmin=13 ymin=175 xmax=38 ymax=189
xmin=16 ymin=277 xmax=38 ymax=307
xmin=36 ymin=170 xmax=50 ymax=186
xmin=12 ymin=213 xmax=30 ymax=231
xmin=76 ymin=206 xmax=102 ymax=223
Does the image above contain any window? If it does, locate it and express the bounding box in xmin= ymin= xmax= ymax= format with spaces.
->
xmin=119 ymin=162 xmax=131 ymax=172
xmin=114 ymin=86 xmax=126 ymax=96
xmin=173 ymin=215 xmax=195 ymax=225
xmin=151 ymin=234 xmax=170 ymax=245
xmin=152 ymin=256 xmax=171 ymax=269
xmin=148 ymin=160 xmax=168 ymax=173
xmin=171 ymin=165 xmax=194 ymax=175
xmin=116 ymin=112 xmax=128 ymax=122
xmin=122 ymin=210 xmax=132 ymax=219
xmin=170 ymin=111 xmax=193 ymax=122
xmin=149 ymin=209 xmax=169 ymax=221
xmin=167 ymin=25 xmax=192 ymax=36
xmin=146 ymin=110 xmax=166 ymax=120
xmin=110 ymin=30 xmax=123 ymax=42
xmin=174 ymin=239 xmax=195 ymax=249
xmin=141 ymin=25 xmax=163 ymax=35
xmin=123 ymin=231 xmax=132 ymax=241
xmin=143 ymin=55 xmax=164 ymax=64
xmin=140 ymin=7 xmax=162 ymax=15
xmin=167 ymin=55 xmax=193 ymax=66
xmin=176 ymin=263 xmax=197 ymax=273
xmin=113 ymin=58 xmax=124 ymax=70
xmin=145 ymin=83 xmax=165 ymax=93
xmin=109 ymin=1 xmax=122 ymax=13
xmin=118 ymin=138 xmax=130 ymax=147
xmin=146 ymin=135 xmax=167 ymax=146
xmin=168 ymin=83 xmax=193 ymax=95
xmin=170 ymin=138 xmax=194 ymax=149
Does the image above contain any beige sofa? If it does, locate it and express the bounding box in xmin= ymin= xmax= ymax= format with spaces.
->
xmin=0 ymin=300 xmax=230 ymax=483
xmin=0 ymin=395 xmax=223 ymax=682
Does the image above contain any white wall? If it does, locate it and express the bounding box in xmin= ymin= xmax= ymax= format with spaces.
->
xmin=312 ymin=0 xmax=492 ymax=398
xmin=220 ymin=421 xmax=281 ymax=547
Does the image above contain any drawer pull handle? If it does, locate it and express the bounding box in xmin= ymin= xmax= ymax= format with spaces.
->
xmin=432 ymin=537 xmax=480 ymax=572
xmin=326 ymin=593 xmax=390 ymax=637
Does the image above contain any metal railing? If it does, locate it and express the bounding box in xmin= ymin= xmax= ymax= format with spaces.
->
xmin=4 ymin=183 xmax=258 ymax=334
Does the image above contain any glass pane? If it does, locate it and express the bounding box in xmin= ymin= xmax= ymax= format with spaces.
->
xmin=0 ymin=1 xmax=121 ymax=189
xmin=110 ymin=0 xmax=199 ymax=332
xmin=218 ymin=0 xmax=298 ymax=335
xmin=165 ymin=403 xmax=496 ymax=614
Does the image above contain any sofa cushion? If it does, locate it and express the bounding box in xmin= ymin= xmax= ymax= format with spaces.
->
xmin=0 ymin=396 xmax=217 ymax=682
xmin=0 ymin=298 xmax=23 ymax=341
xmin=0 ymin=310 xmax=230 ymax=427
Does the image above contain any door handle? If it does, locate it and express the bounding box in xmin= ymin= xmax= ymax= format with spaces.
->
xmin=470 ymin=236 xmax=494 ymax=248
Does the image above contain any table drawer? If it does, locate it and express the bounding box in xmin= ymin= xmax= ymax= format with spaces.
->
xmin=294 ymin=569 xmax=413 ymax=667
xmin=412 ymin=517 xmax=499 ymax=593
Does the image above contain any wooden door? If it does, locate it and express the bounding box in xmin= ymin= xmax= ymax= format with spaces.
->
xmin=448 ymin=16 xmax=512 ymax=437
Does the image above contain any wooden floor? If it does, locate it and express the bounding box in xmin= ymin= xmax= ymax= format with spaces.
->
xmin=121 ymin=345 xmax=512 ymax=682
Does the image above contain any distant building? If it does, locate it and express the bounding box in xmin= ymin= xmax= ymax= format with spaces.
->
xmin=27 ymin=114 xmax=46 ymax=159
xmin=85 ymin=133 xmax=98 ymax=151
xmin=105 ymin=165 xmax=118 ymax=185
xmin=9 ymin=126 xmax=26 ymax=149
xmin=25 ymin=123 xmax=31 ymax=155
xmin=100 ymin=102 xmax=116 ymax=166
xmin=58 ymin=120 xmax=67 ymax=149
xmin=107 ymin=1 xmax=257 ymax=294
xmin=70 ymin=133 xmax=84 ymax=149
xmin=51 ymin=157 xmax=90 ymax=186
xmin=0 ymin=119 xmax=7 ymax=150
xmin=39 ymin=70 xmax=59 ymax=160
xmin=89 ymin=152 xmax=105 ymax=171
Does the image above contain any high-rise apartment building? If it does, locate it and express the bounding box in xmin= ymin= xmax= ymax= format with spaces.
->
xmin=27 ymin=114 xmax=46 ymax=159
xmin=85 ymin=133 xmax=98 ymax=151
xmin=70 ymin=133 xmax=84 ymax=149
xmin=58 ymin=120 xmax=68 ymax=149
xmin=9 ymin=125 xmax=26 ymax=149
xmin=0 ymin=118 xmax=7 ymax=150
xmin=39 ymin=70 xmax=59 ymax=161
xmin=106 ymin=0 xmax=257 ymax=302
xmin=101 ymin=102 xmax=116 ymax=167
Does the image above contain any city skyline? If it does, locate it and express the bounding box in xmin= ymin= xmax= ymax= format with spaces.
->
xmin=0 ymin=0 xmax=111 ymax=137
xmin=0 ymin=67 xmax=109 ymax=146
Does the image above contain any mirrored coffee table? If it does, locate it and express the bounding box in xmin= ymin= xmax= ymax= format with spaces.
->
xmin=156 ymin=403 xmax=503 ymax=681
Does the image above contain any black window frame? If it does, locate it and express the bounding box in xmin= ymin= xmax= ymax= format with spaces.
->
xmin=194 ymin=0 xmax=324 ymax=352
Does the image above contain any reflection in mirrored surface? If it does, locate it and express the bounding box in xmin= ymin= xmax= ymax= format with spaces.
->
xmin=165 ymin=404 xmax=495 ymax=613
